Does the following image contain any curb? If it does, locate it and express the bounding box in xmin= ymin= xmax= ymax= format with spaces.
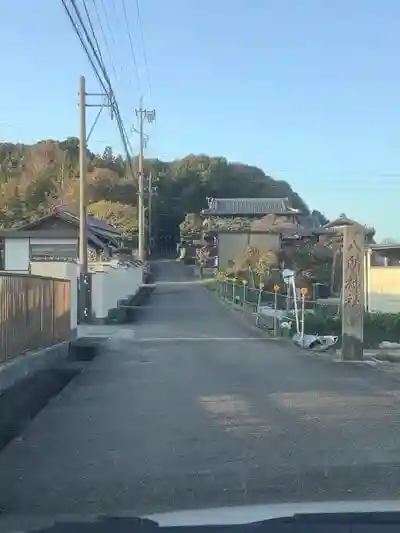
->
xmin=0 ymin=339 xmax=73 ymax=395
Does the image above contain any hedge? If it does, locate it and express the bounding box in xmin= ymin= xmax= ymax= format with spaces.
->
xmin=303 ymin=311 xmax=400 ymax=348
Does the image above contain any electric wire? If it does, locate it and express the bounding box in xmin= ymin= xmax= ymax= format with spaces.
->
xmin=62 ymin=0 xmax=135 ymax=174
xmin=135 ymin=0 xmax=152 ymax=96
xmin=121 ymin=0 xmax=142 ymax=91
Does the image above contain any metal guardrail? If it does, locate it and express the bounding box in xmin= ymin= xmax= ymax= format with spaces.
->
xmin=216 ymin=279 xmax=324 ymax=336
xmin=217 ymin=279 xmax=320 ymax=308
xmin=0 ymin=273 xmax=71 ymax=364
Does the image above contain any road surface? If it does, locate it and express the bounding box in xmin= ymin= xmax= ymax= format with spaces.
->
xmin=1 ymin=260 xmax=400 ymax=519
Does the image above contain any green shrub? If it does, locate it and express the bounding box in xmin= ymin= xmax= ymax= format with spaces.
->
xmin=302 ymin=311 xmax=400 ymax=347
xmin=303 ymin=312 xmax=341 ymax=336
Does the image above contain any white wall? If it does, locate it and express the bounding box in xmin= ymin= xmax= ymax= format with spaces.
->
xmin=4 ymin=237 xmax=77 ymax=272
xmin=21 ymin=260 xmax=144 ymax=326
xmin=3 ymin=237 xmax=143 ymax=324
xmin=90 ymin=263 xmax=143 ymax=319
xmin=30 ymin=262 xmax=79 ymax=331
xmin=5 ymin=238 xmax=30 ymax=271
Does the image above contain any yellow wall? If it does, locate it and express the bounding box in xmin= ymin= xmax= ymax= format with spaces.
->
xmin=369 ymin=267 xmax=400 ymax=294
xmin=367 ymin=266 xmax=400 ymax=313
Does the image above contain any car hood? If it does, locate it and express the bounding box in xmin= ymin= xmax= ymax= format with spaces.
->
xmin=3 ymin=500 xmax=400 ymax=532
xmin=145 ymin=500 xmax=400 ymax=526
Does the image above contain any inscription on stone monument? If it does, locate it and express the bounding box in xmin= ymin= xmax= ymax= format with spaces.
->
xmin=342 ymin=225 xmax=365 ymax=361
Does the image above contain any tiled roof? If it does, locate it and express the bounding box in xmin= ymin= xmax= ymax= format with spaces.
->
xmin=16 ymin=208 xmax=121 ymax=238
xmin=323 ymin=216 xmax=375 ymax=234
xmin=202 ymin=197 xmax=299 ymax=216
xmin=57 ymin=208 xmax=120 ymax=235
xmin=323 ymin=216 xmax=360 ymax=228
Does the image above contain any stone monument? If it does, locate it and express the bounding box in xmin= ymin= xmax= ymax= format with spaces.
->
xmin=341 ymin=224 xmax=365 ymax=361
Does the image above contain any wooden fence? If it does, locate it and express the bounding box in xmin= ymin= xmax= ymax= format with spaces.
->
xmin=0 ymin=273 xmax=71 ymax=364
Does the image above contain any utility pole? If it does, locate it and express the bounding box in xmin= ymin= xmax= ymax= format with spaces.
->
xmin=137 ymin=97 xmax=145 ymax=262
xmin=77 ymin=75 xmax=112 ymax=323
xmin=79 ymin=75 xmax=88 ymax=276
xmin=135 ymin=98 xmax=156 ymax=262
xmin=148 ymin=172 xmax=156 ymax=256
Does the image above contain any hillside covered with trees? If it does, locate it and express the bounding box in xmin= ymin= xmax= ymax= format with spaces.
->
xmin=0 ymin=137 xmax=319 ymax=242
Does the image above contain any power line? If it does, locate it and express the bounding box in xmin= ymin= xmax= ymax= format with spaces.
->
xmin=62 ymin=0 xmax=135 ymax=173
xmin=90 ymin=0 xmax=120 ymax=85
xmin=68 ymin=0 xmax=111 ymax=88
xmin=98 ymin=0 xmax=117 ymax=52
xmin=82 ymin=0 xmax=106 ymax=71
xmin=61 ymin=0 xmax=108 ymax=93
xmin=121 ymin=0 xmax=142 ymax=91
xmin=135 ymin=0 xmax=152 ymax=96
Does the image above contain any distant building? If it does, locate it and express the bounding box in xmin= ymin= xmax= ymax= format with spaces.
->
xmin=0 ymin=207 xmax=123 ymax=271
xmin=200 ymin=197 xmax=327 ymax=269
xmin=201 ymin=196 xmax=301 ymax=222
xmin=323 ymin=215 xmax=375 ymax=239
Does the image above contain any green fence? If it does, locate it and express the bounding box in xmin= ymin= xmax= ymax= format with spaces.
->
xmin=216 ymin=279 xmax=322 ymax=310
xmin=216 ymin=279 xmax=335 ymax=337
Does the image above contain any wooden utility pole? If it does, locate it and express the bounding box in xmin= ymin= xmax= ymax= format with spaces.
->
xmin=341 ymin=224 xmax=365 ymax=361
xmin=78 ymin=75 xmax=88 ymax=275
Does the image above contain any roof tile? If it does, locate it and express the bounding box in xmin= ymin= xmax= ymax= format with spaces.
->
xmin=202 ymin=197 xmax=298 ymax=216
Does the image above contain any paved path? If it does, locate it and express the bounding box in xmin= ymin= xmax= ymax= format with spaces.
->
xmin=2 ymin=260 xmax=400 ymax=519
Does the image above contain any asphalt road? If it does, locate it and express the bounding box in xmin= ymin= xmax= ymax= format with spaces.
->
xmin=2 ymin=260 xmax=400 ymax=519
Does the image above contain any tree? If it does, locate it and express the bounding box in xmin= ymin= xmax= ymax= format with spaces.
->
xmin=227 ymin=246 xmax=279 ymax=287
xmin=311 ymin=209 xmax=329 ymax=226
xmin=102 ymin=146 xmax=114 ymax=163
xmin=87 ymin=201 xmax=138 ymax=238
xmin=0 ymin=138 xmax=314 ymax=244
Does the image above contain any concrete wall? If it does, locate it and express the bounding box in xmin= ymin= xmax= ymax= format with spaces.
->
xmin=90 ymin=262 xmax=143 ymax=320
xmin=30 ymin=262 xmax=78 ymax=331
xmin=29 ymin=260 xmax=144 ymax=324
xmin=30 ymin=260 xmax=144 ymax=323
xmin=367 ymin=265 xmax=400 ymax=313
xmin=218 ymin=233 xmax=248 ymax=269
xmin=249 ymin=233 xmax=281 ymax=253
xmin=217 ymin=232 xmax=280 ymax=269
xmin=4 ymin=236 xmax=144 ymax=323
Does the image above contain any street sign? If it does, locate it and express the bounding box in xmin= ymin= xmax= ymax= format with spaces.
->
xmin=273 ymin=284 xmax=280 ymax=292
xmin=300 ymin=287 xmax=308 ymax=297
xmin=282 ymin=268 xmax=295 ymax=284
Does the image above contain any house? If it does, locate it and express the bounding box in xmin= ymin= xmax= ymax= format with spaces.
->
xmin=201 ymin=197 xmax=302 ymax=228
xmin=0 ymin=207 xmax=123 ymax=271
xmin=0 ymin=207 xmax=144 ymax=329
xmin=324 ymin=215 xmax=375 ymax=239
xmin=201 ymin=197 xmax=326 ymax=269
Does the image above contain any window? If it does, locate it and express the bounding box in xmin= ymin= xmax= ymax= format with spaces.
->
xmin=30 ymin=243 xmax=77 ymax=262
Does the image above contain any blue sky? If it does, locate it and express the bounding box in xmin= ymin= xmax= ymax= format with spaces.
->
xmin=1 ymin=0 xmax=399 ymax=239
